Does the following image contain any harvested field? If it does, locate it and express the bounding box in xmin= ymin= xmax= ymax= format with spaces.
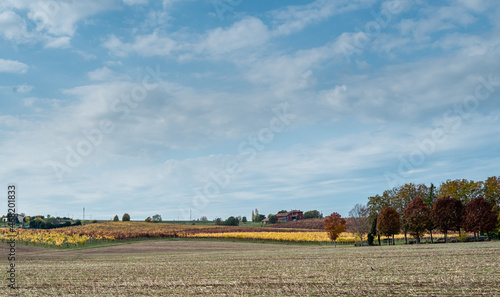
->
xmin=1 ymin=240 xmax=499 ymax=296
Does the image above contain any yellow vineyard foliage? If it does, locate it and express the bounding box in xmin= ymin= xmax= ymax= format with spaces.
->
xmin=186 ymin=231 xmax=410 ymax=243
xmin=0 ymin=229 xmax=114 ymax=247
xmin=186 ymin=231 xmax=367 ymax=242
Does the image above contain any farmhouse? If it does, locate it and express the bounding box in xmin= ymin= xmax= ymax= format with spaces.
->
xmin=276 ymin=210 xmax=303 ymax=222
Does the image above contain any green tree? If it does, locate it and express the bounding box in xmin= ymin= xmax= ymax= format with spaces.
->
xmin=255 ymin=214 xmax=265 ymax=222
xmin=303 ymin=210 xmax=322 ymax=219
xmin=152 ymin=214 xmax=162 ymax=222
xmin=377 ymin=207 xmax=401 ymax=245
xmin=224 ymin=216 xmax=239 ymax=226
xmin=368 ymin=216 xmax=379 ymax=246
xmin=277 ymin=210 xmax=288 ymax=214
xmin=215 ymin=218 xmax=223 ymax=225
xmin=403 ymin=197 xmax=430 ymax=244
xmin=113 ymin=215 xmax=119 ymax=222
xmin=424 ymin=183 xmax=437 ymax=243
xmin=241 ymin=216 xmax=247 ymax=223
xmin=324 ymin=212 xmax=346 ymax=248
xmin=268 ymin=214 xmax=277 ymax=224
xmin=122 ymin=213 xmax=130 ymax=221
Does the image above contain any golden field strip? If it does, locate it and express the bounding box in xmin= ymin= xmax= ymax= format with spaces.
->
xmin=185 ymin=231 xmax=368 ymax=243
xmin=0 ymin=222 xmax=415 ymax=247
xmin=1 ymin=240 xmax=499 ymax=296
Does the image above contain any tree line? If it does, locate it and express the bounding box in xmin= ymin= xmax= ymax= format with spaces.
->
xmin=327 ymin=177 xmax=500 ymax=246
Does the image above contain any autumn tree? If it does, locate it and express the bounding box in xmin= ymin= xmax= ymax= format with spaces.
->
xmin=483 ymin=176 xmax=500 ymax=206
xmin=439 ymin=179 xmax=483 ymax=205
xmin=252 ymin=209 xmax=261 ymax=222
xmin=113 ymin=215 xmax=119 ymax=222
xmin=377 ymin=207 xmax=401 ymax=245
xmin=145 ymin=217 xmax=152 ymax=222
xmin=122 ymin=213 xmax=130 ymax=221
xmin=403 ymin=197 xmax=430 ymax=244
xmin=431 ymin=197 xmax=464 ymax=242
xmin=463 ymin=197 xmax=497 ymax=240
xmin=394 ymin=183 xmax=429 ymax=244
xmin=324 ymin=212 xmax=346 ymax=247
xmin=348 ymin=204 xmax=370 ymax=244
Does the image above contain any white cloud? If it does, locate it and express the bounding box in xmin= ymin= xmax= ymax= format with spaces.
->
xmin=88 ymin=67 xmax=116 ymax=81
xmin=0 ymin=10 xmax=34 ymax=43
xmin=198 ymin=17 xmax=270 ymax=56
xmin=0 ymin=1 xmax=116 ymax=46
xmin=44 ymin=36 xmax=71 ymax=49
xmin=269 ymin=0 xmax=377 ymax=36
xmin=0 ymin=58 xmax=29 ymax=73
xmin=13 ymin=84 xmax=33 ymax=93
xmin=104 ymin=31 xmax=177 ymax=57
xmin=398 ymin=5 xmax=477 ymax=42
xmin=122 ymin=0 xmax=148 ymax=5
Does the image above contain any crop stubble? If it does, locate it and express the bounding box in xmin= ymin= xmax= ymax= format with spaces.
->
xmin=1 ymin=240 xmax=499 ymax=296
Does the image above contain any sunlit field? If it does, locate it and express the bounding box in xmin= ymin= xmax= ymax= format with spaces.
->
xmin=1 ymin=240 xmax=499 ymax=296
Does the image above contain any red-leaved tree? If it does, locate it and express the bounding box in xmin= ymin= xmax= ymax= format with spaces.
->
xmin=431 ymin=196 xmax=464 ymax=243
xmin=463 ymin=196 xmax=497 ymax=240
xmin=324 ymin=212 xmax=346 ymax=247
xmin=377 ymin=206 xmax=401 ymax=245
xmin=403 ymin=197 xmax=430 ymax=244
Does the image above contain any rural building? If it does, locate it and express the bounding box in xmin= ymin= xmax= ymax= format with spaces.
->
xmin=276 ymin=210 xmax=303 ymax=222
xmin=1 ymin=213 xmax=25 ymax=223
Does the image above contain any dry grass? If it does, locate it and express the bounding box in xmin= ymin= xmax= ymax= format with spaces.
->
xmin=1 ymin=240 xmax=499 ymax=296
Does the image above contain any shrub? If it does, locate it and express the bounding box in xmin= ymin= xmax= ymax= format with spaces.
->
xmin=122 ymin=213 xmax=131 ymax=221
xmin=367 ymin=233 xmax=375 ymax=246
xmin=113 ymin=215 xmax=119 ymax=222
xmin=242 ymin=216 xmax=247 ymax=223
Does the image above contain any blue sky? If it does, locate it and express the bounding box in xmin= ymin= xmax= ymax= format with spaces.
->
xmin=1 ymin=0 xmax=499 ymax=220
